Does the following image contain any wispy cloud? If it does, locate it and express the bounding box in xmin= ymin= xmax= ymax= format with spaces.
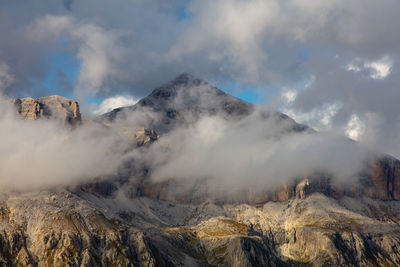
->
xmin=92 ymin=95 xmax=138 ymax=116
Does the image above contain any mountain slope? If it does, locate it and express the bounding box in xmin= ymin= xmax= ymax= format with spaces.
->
xmin=94 ymin=73 xmax=400 ymax=203
xmin=2 ymin=74 xmax=400 ymax=266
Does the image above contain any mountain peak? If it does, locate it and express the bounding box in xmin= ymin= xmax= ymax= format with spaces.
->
xmin=148 ymin=72 xmax=205 ymax=97
xmin=96 ymin=73 xmax=254 ymax=133
xmin=171 ymin=72 xmax=199 ymax=84
xmin=140 ymin=73 xmax=251 ymax=111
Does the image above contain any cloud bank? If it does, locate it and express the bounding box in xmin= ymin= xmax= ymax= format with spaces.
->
xmin=0 ymin=0 xmax=400 ymax=192
xmin=145 ymin=111 xmax=370 ymax=196
xmin=0 ymin=85 xmax=373 ymax=194
xmin=0 ymin=94 xmax=132 ymax=190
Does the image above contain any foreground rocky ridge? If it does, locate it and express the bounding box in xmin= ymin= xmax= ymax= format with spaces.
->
xmin=4 ymin=73 xmax=400 ymax=266
xmin=1 ymin=191 xmax=400 ymax=266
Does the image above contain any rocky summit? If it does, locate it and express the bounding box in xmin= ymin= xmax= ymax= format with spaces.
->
xmin=13 ymin=95 xmax=81 ymax=126
xmin=2 ymin=74 xmax=400 ymax=266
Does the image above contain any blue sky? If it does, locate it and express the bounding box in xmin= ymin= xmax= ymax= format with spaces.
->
xmin=217 ymin=82 xmax=273 ymax=104
xmin=44 ymin=52 xmax=79 ymax=99
xmin=179 ymin=1 xmax=190 ymax=20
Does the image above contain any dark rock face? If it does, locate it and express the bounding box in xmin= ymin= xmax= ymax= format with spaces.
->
xmin=270 ymin=156 xmax=400 ymax=202
xmin=366 ymin=156 xmax=400 ymax=200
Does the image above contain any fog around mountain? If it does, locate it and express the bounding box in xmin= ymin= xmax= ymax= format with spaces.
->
xmin=0 ymin=76 xmax=374 ymax=195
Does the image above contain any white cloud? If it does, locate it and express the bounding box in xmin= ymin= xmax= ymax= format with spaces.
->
xmin=346 ymin=56 xmax=392 ymax=80
xmin=278 ymin=78 xmax=343 ymax=132
xmin=345 ymin=114 xmax=365 ymax=141
xmin=281 ymin=88 xmax=297 ymax=105
xmin=283 ymin=101 xmax=343 ymax=131
xmin=365 ymin=56 xmax=392 ymax=80
xmin=346 ymin=59 xmax=362 ymax=72
xmin=147 ymin=113 xmax=369 ymax=195
xmin=92 ymin=95 xmax=138 ymax=115
xmin=0 ymin=94 xmax=131 ymax=190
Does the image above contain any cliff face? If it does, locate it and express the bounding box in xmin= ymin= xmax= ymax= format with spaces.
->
xmin=127 ymin=158 xmax=400 ymax=205
xmin=0 ymin=192 xmax=156 ymax=266
xmin=1 ymin=191 xmax=400 ymax=266
xmin=13 ymin=95 xmax=81 ymax=126
xmin=268 ymin=156 xmax=400 ymax=202
xmin=367 ymin=156 xmax=400 ymax=200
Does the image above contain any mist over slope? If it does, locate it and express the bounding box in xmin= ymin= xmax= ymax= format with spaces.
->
xmin=93 ymin=74 xmax=400 ymax=203
xmin=0 ymin=73 xmax=374 ymax=195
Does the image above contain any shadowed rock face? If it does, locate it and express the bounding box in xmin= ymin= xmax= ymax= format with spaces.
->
xmin=364 ymin=156 xmax=400 ymax=200
xmin=13 ymin=95 xmax=81 ymax=126
xmin=266 ymin=156 xmax=400 ymax=202
xmin=128 ymin=158 xmax=400 ymax=205
xmin=236 ymin=156 xmax=400 ymax=203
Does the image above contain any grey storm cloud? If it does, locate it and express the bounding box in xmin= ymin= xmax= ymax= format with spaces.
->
xmin=1 ymin=0 xmax=400 ymax=157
